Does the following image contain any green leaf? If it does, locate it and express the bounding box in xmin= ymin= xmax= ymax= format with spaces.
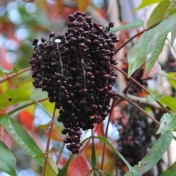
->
xmin=0 ymin=141 xmax=17 ymax=176
xmin=147 ymin=1 xmax=170 ymax=27
xmin=147 ymin=93 xmax=165 ymax=102
xmin=128 ymin=30 xmax=153 ymax=77
xmin=33 ymin=99 xmax=51 ymax=118
xmin=128 ymin=14 xmax=176 ymax=77
xmin=0 ymin=65 xmax=20 ymax=76
xmin=159 ymin=71 xmax=176 ymax=89
xmin=134 ymin=0 xmax=167 ymax=11
xmin=145 ymin=34 xmax=167 ymax=76
xmin=159 ymin=96 xmax=176 ymax=112
xmin=0 ymin=115 xmax=44 ymax=167
xmin=124 ymin=131 xmax=173 ymax=176
xmin=171 ymin=27 xmax=176 ymax=46
xmin=168 ymin=72 xmax=176 ymax=89
xmin=161 ymin=162 xmax=176 ymax=176
xmin=46 ymin=157 xmax=58 ymax=176
xmin=147 ymin=93 xmax=176 ymax=112
xmin=58 ymin=154 xmax=75 ymax=176
xmin=91 ymin=139 xmax=96 ymax=168
xmin=166 ymin=7 xmax=176 ymax=16
xmin=110 ymin=20 xmax=144 ymax=33
xmin=157 ymin=113 xmax=176 ymax=134
xmin=97 ymin=168 xmax=109 ymax=176
xmin=0 ymin=89 xmax=30 ymax=109
xmin=96 ymin=136 xmax=140 ymax=176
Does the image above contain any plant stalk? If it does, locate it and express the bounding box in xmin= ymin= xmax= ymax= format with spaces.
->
xmin=42 ymin=105 xmax=57 ymax=176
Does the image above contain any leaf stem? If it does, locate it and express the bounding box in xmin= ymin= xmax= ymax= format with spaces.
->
xmin=42 ymin=105 xmax=57 ymax=176
xmin=0 ymin=67 xmax=31 ymax=84
xmin=56 ymin=143 xmax=65 ymax=165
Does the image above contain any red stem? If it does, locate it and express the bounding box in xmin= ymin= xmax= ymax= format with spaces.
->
xmin=42 ymin=106 xmax=57 ymax=176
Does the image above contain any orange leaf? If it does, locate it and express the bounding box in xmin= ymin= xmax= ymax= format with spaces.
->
xmin=19 ymin=109 xmax=34 ymax=131
xmin=56 ymin=0 xmax=63 ymax=13
xmin=94 ymin=123 xmax=104 ymax=136
xmin=77 ymin=0 xmax=91 ymax=12
xmin=67 ymin=154 xmax=93 ymax=176
xmin=46 ymin=129 xmax=62 ymax=142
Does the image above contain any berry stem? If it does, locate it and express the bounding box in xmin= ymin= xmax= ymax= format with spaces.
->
xmin=56 ymin=143 xmax=65 ymax=165
xmin=111 ymin=64 xmax=170 ymax=113
xmin=42 ymin=105 xmax=57 ymax=176
xmin=0 ymin=67 xmax=31 ymax=84
xmin=81 ymin=58 xmax=86 ymax=88
xmin=57 ymin=44 xmax=63 ymax=75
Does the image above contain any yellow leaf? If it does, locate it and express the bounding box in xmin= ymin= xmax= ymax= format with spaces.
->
xmin=45 ymin=129 xmax=63 ymax=142
xmin=77 ymin=0 xmax=91 ymax=12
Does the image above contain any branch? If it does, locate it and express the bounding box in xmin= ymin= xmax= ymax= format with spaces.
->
xmin=8 ymin=97 xmax=49 ymax=115
xmin=0 ymin=67 xmax=31 ymax=84
xmin=111 ymin=64 xmax=170 ymax=113
xmin=100 ymin=99 xmax=118 ymax=172
xmin=126 ymin=93 xmax=162 ymax=109
xmin=115 ymin=19 xmax=163 ymax=53
xmin=114 ymin=92 xmax=160 ymax=126
xmin=43 ymin=106 xmax=57 ymax=176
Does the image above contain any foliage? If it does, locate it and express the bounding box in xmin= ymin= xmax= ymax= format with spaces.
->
xmin=0 ymin=0 xmax=176 ymax=176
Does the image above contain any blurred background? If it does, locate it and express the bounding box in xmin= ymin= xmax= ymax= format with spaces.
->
xmin=0 ymin=0 xmax=176 ymax=176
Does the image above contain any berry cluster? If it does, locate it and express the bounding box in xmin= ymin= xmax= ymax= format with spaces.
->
xmin=116 ymin=105 xmax=156 ymax=175
xmin=30 ymin=11 xmax=119 ymax=154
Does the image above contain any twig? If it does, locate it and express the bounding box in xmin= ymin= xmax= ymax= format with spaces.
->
xmin=126 ymin=93 xmax=161 ymax=109
xmin=123 ymin=67 xmax=143 ymax=94
xmin=100 ymin=99 xmax=117 ymax=173
xmin=115 ymin=19 xmax=163 ymax=53
xmin=114 ymin=92 xmax=160 ymax=125
xmin=8 ymin=97 xmax=49 ymax=115
xmin=56 ymin=143 xmax=65 ymax=165
xmin=0 ymin=67 xmax=31 ymax=84
xmin=111 ymin=64 xmax=149 ymax=93
xmin=111 ymin=64 xmax=170 ymax=113
xmin=42 ymin=106 xmax=57 ymax=176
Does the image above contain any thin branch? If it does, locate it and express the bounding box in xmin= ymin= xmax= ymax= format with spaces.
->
xmin=100 ymin=99 xmax=116 ymax=172
xmin=115 ymin=19 xmax=163 ymax=53
xmin=111 ymin=64 xmax=149 ymax=93
xmin=0 ymin=67 xmax=31 ymax=84
xmin=126 ymin=93 xmax=161 ymax=109
xmin=115 ymin=30 xmax=143 ymax=53
xmin=111 ymin=64 xmax=170 ymax=113
xmin=123 ymin=67 xmax=143 ymax=94
xmin=43 ymin=106 xmax=57 ymax=176
xmin=114 ymin=92 xmax=160 ymax=125
xmin=8 ymin=97 xmax=49 ymax=115
xmin=56 ymin=143 xmax=65 ymax=165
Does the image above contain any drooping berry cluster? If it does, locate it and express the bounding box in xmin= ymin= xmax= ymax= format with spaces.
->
xmin=30 ymin=11 xmax=119 ymax=154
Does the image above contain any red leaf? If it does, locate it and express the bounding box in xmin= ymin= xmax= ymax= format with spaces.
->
xmin=94 ymin=123 xmax=104 ymax=136
xmin=67 ymin=154 xmax=93 ymax=176
xmin=56 ymin=0 xmax=63 ymax=13
xmin=19 ymin=110 xmax=35 ymax=131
